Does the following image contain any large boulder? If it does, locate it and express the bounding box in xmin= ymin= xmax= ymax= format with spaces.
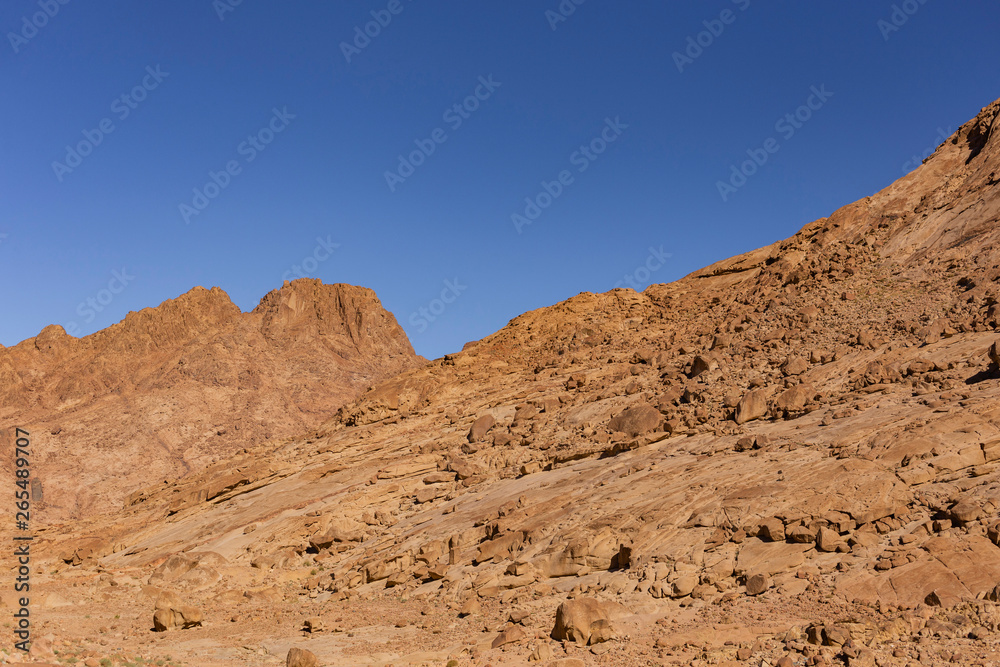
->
xmin=734 ymin=389 xmax=768 ymax=425
xmin=551 ymin=597 xmax=627 ymax=645
xmin=774 ymin=384 xmax=814 ymax=414
xmin=149 ymin=554 xmax=196 ymax=583
xmin=286 ymin=648 xmax=319 ymax=667
xmin=468 ymin=414 xmax=495 ymax=442
xmin=152 ymin=598 xmax=203 ymax=631
xmin=608 ymin=404 xmax=662 ymax=436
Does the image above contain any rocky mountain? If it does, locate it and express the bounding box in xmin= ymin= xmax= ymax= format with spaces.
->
xmin=0 ymin=279 xmax=424 ymax=520
xmin=6 ymin=98 xmax=1000 ymax=666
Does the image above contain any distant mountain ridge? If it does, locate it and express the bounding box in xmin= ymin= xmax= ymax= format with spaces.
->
xmin=0 ymin=278 xmax=425 ymax=520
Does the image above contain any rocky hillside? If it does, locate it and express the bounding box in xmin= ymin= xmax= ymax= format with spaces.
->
xmin=7 ymin=98 xmax=1000 ymax=666
xmin=0 ymin=279 xmax=424 ymax=520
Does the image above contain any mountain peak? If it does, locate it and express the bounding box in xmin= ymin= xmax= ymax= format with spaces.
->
xmin=1 ymin=280 xmax=424 ymax=520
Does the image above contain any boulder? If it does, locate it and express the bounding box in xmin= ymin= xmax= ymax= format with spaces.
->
xmin=458 ymin=598 xmax=481 ymax=617
xmin=734 ymin=389 xmax=768 ymax=425
xmin=787 ymin=525 xmax=817 ymax=543
xmin=689 ymin=355 xmax=718 ymax=378
xmin=858 ymin=361 xmax=901 ymax=387
xmin=746 ymin=573 xmax=771 ymax=595
xmin=148 ymin=552 xmax=223 ymax=589
xmin=735 ymin=538 xmax=810 ymax=576
xmin=711 ymin=334 xmax=732 ymax=350
xmin=152 ymin=604 xmax=203 ymax=631
xmin=758 ymin=517 xmax=786 ymax=542
xmin=816 ymin=526 xmax=843 ymax=552
xmin=535 ymin=540 xmax=588 ymax=577
xmin=448 ymin=459 xmax=483 ymax=480
xmin=608 ymin=404 xmax=662 ymax=436
xmin=492 ymin=625 xmax=528 ymax=648
xmin=670 ymin=574 xmax=698 ymax=598
xmin=148 ymin=554 xmax=196 ymax=584
xmin=948 ymin=501 xmax=981 ymax=525
xmin=468 ymin=414 xmax=495 ymax=442
xmin=286 ymin=648 xmax=319 ymax=667
xmin=774 ymin=384 xmax=814 ymax=414
xmin=781 ymin=356 xmax=809 ymax=376
xmin=58 ymin=537 xmax=110 ymax=566
xmin=551 ymin=597 xmax=627 ymax=645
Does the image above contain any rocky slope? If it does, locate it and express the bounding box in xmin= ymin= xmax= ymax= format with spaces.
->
xmin=4 ymin=98 xmax=1000 ymax=666
xmin=0 ymin=279 xmax=424 ymax=520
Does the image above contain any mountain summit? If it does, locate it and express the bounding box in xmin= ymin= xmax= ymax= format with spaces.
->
xmin=0 ymin=279 xmax=424 ymax=520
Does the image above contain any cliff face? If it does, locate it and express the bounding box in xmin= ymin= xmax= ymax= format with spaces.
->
xmin=0 ymin=279 xmax=425 ymax=520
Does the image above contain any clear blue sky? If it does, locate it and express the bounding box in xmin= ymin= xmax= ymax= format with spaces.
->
xmin=2 ymin=1 xmax=998 ymax=359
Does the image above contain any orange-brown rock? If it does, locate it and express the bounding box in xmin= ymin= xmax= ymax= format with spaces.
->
xmin=0 ymin=279 xmax=424 ymax=520
xmin=8 ymin=95 xmax=1000 ymax=667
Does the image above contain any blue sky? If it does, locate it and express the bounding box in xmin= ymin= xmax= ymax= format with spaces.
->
xmin=2 ymin=1 xmax=998 ymax=359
